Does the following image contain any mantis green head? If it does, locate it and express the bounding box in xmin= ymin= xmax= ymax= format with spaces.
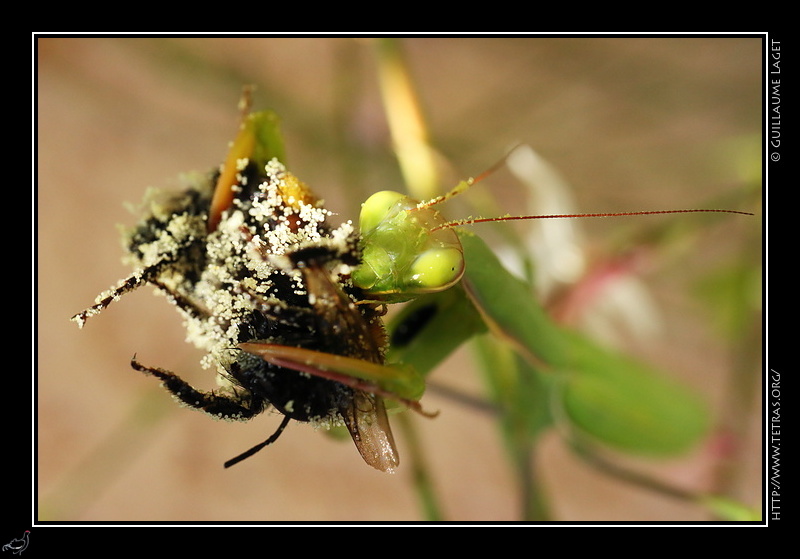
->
xmin=352 ymin=190 xmax=466 ymax=303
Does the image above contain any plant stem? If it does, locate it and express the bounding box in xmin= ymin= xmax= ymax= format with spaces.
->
xmin=396 ymin=412 xmax=445 ymax=521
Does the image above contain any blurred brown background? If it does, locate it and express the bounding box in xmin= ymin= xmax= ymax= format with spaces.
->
xmin=37 ymin=36 xmax=762 ymax=522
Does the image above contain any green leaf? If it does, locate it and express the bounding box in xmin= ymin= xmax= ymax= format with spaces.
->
xmin=558 ymin=335 xmax=710 ymax=455
xmin=248 ymin=110 xmax=286 ymax=166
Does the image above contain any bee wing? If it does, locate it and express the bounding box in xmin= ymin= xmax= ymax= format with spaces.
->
xmin=343 ymin=391 xmax=399 ymax=473
xmin=240 ymin=342 xmax=403 ymax=473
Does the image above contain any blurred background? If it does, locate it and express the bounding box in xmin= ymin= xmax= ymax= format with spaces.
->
xmin=37 ymin=36 xmax=762 ymax=522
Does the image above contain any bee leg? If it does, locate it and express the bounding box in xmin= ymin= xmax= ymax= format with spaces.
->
xmin=130 ymin=357 xmax=264 ymax=421
xmin=71 ymin=270 xmax=154 ymax=327
xmin=72 ymin=250 xmax=193 ymax=328
xmin=222 ymin=415 xmax=292 ymax=468
xmin=150 ymin=279 xmax=211 ymax=322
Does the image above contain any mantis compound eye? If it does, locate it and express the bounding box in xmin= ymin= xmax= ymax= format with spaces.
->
xmin=407 ymin=246 xmax=464 ymax=292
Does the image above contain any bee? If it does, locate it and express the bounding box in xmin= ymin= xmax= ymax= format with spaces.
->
xmin=72 ymin=101 xmax=428 ymax=473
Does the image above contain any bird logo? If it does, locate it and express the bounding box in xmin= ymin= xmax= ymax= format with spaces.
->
xmin=2 ymin=531 xmax=29 ymax=555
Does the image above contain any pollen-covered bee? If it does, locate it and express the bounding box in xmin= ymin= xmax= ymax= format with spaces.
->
xmin=72 ymin=99 xmax=428 ymax=473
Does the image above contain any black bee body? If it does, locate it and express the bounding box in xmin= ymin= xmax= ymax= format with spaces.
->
xmin=75 ymin=154 xmax=398 ymax=471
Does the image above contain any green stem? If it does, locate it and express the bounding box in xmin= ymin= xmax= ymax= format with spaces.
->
xmin=396 ymin=412 xmax=445 ymax=521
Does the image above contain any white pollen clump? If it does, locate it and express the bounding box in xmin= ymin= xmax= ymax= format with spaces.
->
xmin=170 ymin=159 xmax=359 ymax=384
